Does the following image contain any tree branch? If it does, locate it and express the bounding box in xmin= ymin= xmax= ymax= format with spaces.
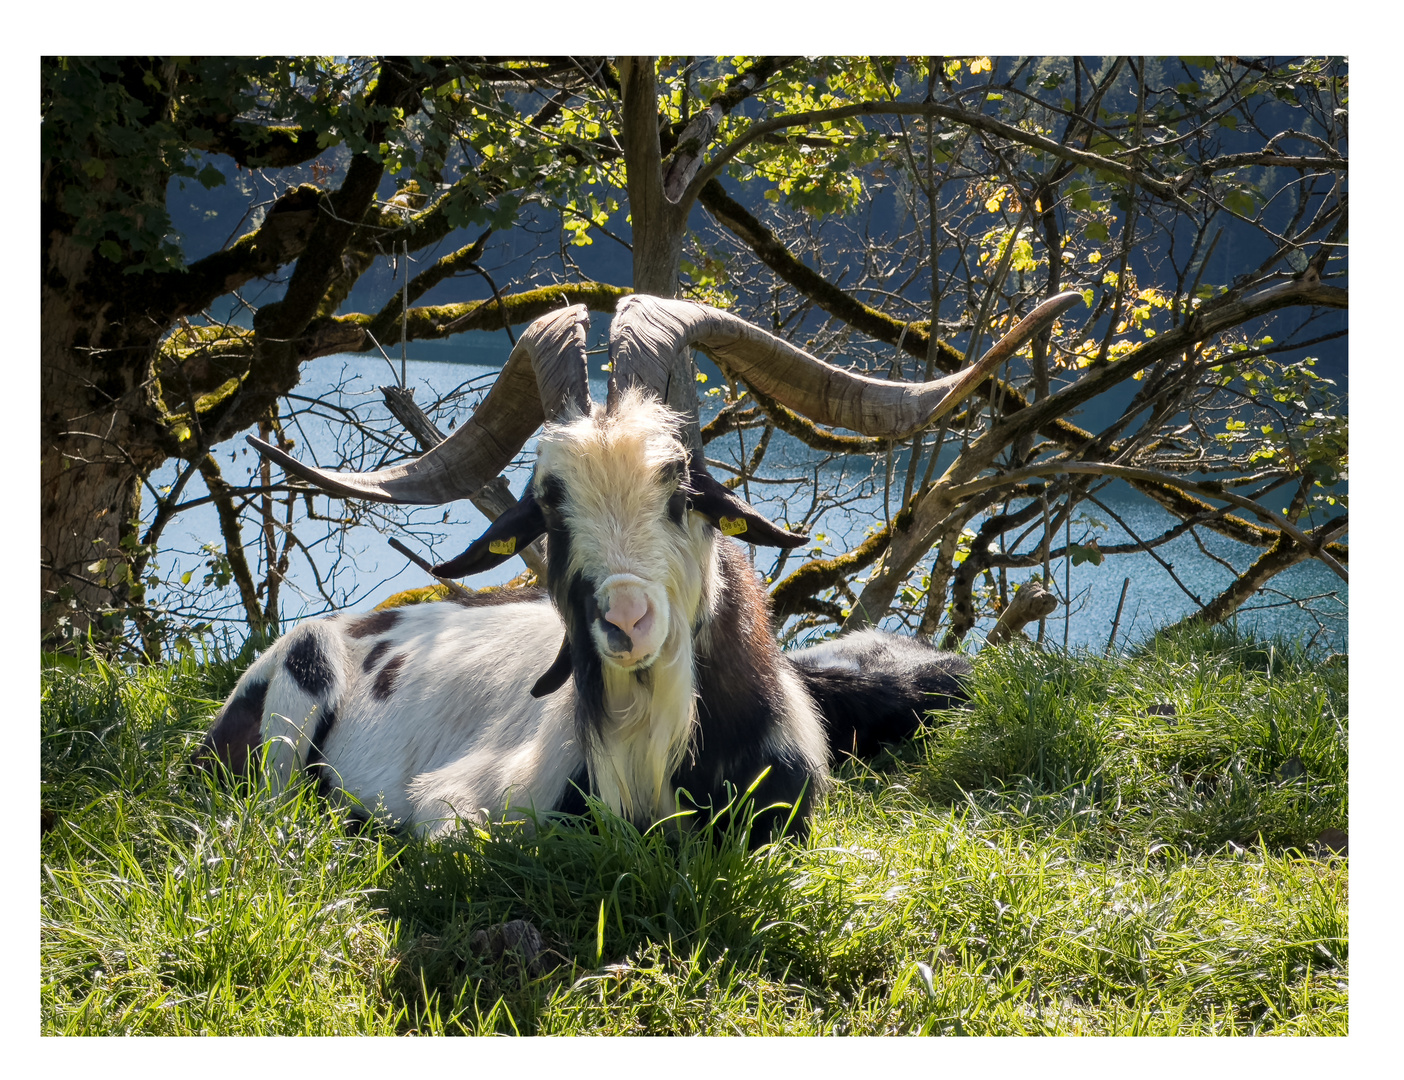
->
xmin=663 ymin=56 xmax=799 ymax=202
xmin=689 ymin=99 xmax=1199 ymax=207
xmin=1165 ymin=512 xmax=1348 ymax=631
xmin=197 ymin=454 xmax=270 ymax=635
xmin=946 ymin=461 xmax=1348 ymax=582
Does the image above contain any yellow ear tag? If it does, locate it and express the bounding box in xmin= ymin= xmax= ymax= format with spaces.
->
xmin=488 ymin=538 xmax=517 ymax=555
xmin=719 ymin=516 xmax=748 ymax=536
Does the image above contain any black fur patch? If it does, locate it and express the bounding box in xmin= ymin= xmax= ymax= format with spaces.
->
xmin=304 ymin=708 xmax=339 ymax=796
xmin=362 ymin=639 xmax=392 ymax=673
xmin=530 ymin=636 xmax=573 ymax=697
xmin=197 ymin=679 xmax=268 ymax=777
xmin=565 ymin=571 xmax=608 ymax=743
xmin=552 ymin=764 xmax=591 ymax=817
xmin=541 ymin=507 xmax=610 ymax=743
xmin=794 ymin=665 xmax=964 ymax=758
xmin=790 ymin=638 xmax=971 ymax=759
xmin=674 ymin=746 xmax=815 ymax=847
xmin=346 ymin=609 xmax=400 ymax=639
xmin=667 ymin=487 xmax=688 ymax=525
xmin=372 ymin=653 xmax=407 ymax=701
xmin=678 ymin=541 xmax=821 ymax=848
xmin=285 ymin=633 xmax=334 ymax=696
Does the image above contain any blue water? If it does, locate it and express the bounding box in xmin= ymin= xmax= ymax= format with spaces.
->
xmin=145 ymin=338 xmax=1347 ymax=654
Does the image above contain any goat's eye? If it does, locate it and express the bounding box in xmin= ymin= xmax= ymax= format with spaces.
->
xmin=666 ymin=488 xmax=688 ymax=525
xmin=537 ymin=475 xmax=566 ymax=514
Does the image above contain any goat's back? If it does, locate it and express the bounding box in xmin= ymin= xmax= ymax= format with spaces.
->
xmin=200 ymin=592 xmax=581 ymax=834
xmin=788 ymin=629 xmax=971 ymax=758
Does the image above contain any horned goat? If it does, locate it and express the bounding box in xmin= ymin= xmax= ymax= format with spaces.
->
xmin=200 ymin=293 xmax=1078 ymax=845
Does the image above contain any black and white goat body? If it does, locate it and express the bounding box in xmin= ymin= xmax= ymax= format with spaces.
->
xmin=201 ymin=295 xmax=1076 ymax=844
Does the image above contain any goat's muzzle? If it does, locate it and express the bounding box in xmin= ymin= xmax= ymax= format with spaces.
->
xmin=588 ymin=574 xmax=668 ymax=670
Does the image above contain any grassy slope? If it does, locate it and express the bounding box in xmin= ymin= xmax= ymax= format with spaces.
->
xmin=40 ymin=625 xmax=1347 ymax=1035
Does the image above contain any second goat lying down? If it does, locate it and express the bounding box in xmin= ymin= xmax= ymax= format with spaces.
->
xmin=201 ymin=296 xmax=1074 ymax=845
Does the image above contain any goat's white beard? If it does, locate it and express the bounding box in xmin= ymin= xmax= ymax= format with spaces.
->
xmin=591 ymin=624 xmax=696 ymax=824
xmin=588 ymin=530 xmax=714 ymax=825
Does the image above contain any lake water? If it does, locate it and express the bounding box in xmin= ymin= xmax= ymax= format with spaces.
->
xmin=146 ymin=337 xmax=1348 ymax=654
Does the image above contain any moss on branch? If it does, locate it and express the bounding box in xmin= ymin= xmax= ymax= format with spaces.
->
xmin=350 ymin=282 xmax=631 ymax=346
xmin=770 ymin=502 xmax=915 ymax=619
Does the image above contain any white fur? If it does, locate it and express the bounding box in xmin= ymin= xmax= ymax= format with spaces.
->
xmin=244 ymin=599 xmax=579 ymax=834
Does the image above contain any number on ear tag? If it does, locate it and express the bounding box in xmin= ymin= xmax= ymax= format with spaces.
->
xmin=719 ymin=516 xmax=748 ymax=536
xmin=488 ymin=538 xmax=517 ymax=555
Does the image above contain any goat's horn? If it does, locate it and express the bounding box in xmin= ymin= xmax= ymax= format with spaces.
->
xmin=607 ymin=295 xmax=811 ymax=548
xmin=610 ymin=292 xmax=1083 ymax=441
xmin=248 ymin=305 xmax=594 ymax=505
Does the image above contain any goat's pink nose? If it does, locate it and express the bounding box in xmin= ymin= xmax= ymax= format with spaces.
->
xmin=603 ymin=592 xmax=652 ymax=641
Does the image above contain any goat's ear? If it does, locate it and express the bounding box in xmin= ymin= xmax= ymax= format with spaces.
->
xmin=432 ymin=490 xmax=546 ymax=578
xmin=687 ymin=469 xmax=809 ymax=548
xmin=530 ymin=636 xmax=573 ymax=698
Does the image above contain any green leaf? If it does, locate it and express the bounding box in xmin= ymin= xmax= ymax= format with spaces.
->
xmin=196 ymin=163 xmax=226 ymax=189
xmin=1067 ymin=181 xmax=1096 ymax=211
xmin=82 ymin=158 xmax=106 ymax=179
xmin=1068 ymin=541 xmax=1103 ymax=567
xmin=1084 ymin=221 xmax=1110 ymax=242
xmin=1223 ymin=189 xmax=1257 ymax=217
xmin=98 ymin=239 xmax=122 ymax=261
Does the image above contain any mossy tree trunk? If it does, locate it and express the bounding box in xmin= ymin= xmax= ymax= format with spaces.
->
xmin=40 ymin=131 xmax=178 ymax=646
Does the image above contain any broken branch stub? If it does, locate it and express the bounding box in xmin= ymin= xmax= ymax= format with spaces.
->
xmin=987 ymin=579 xmax=1060 ymax=645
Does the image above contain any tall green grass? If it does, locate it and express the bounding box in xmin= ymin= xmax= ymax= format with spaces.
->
xmin=40 ymin=625 xmax=1347 ymax=1035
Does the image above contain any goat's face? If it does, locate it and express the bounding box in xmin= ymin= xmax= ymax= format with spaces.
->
xmin=534 ymin=389 xmax=715 ymax=676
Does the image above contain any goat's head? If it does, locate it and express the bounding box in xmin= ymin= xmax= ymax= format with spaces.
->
xmin=534 ymin=391 xmax=704 ymax=673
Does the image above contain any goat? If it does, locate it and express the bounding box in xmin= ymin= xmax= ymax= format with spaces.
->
xmin=200 ymin=294 xmax=1077 ymax=845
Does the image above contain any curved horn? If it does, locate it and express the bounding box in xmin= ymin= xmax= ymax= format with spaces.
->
xmin=608 ymin=291 xmax=1083 ymax=441
xmin=607 ymin=294 xmax=809 ymax=548
xmin=248 ymin=305 xmax=594 ymax=504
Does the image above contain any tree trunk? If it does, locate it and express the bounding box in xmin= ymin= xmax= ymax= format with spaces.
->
xmin=620 ymin=57 xmax=686 ymax=297
xmin=40 ymin=232 xmax=168 ymax=646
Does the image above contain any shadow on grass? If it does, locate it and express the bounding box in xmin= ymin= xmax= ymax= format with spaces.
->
xmin=377 ymin=788 xmax=814 ymax=1034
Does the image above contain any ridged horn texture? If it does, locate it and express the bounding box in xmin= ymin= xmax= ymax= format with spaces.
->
xmin=607 ymin=294 xmax=809 ymax=547
xmin=606 ymin=291 xmax=1084 ymax=441
xmin=247 ymin=305 xmax=593 ymax=504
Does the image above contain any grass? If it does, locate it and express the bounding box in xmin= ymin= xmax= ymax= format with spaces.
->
xmin=40 ymin=624 xmax=1347 ymax=1035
